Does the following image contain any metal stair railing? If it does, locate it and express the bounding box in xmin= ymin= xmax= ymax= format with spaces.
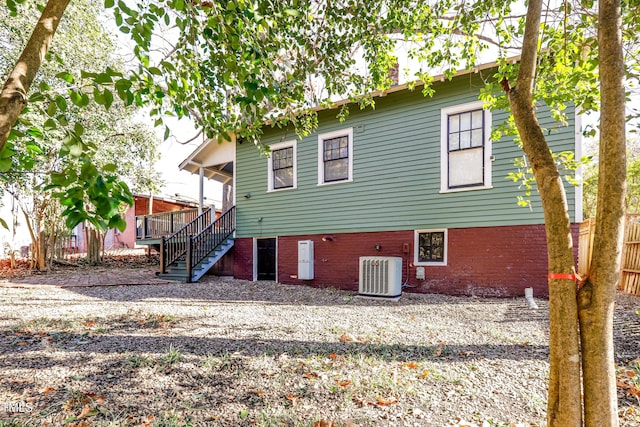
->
xmin=136 ymin=208 xmax=200 ymax=240
xmin=186 ymin=206 xmax=236 ymax=281
xmin=160 ymin=207 xmax=213 ymax=273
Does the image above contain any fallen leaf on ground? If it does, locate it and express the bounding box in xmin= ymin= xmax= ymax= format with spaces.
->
xmin=375 ymin=395 xmax=398 ymax=406
xmin=286 ymin=394 xmax=299 ymax=405
xmin=339 ymin=333 xmax=353 ymax=342
xmin=40 ymin=386 xmax=56 ymax=396
xmin=78 ymin=404 xmax=93 ymax=419
xmin=337 ymin=380 xmax=352 ymax=387
xmin=400 ymin=362 xmax=418 ymax=369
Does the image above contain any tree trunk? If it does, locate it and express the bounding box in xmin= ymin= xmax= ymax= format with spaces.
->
xmin=578 ymin=0 xmax=626 ymax=425
xmin=505 ymin=0 xmax=582 ymax=424
xmin=20 ymin=206 xmax=47 ymax=271
xmin=36 ymin=230 xmax=46 ymax=271
xmin=86 ymin=227 xmax=102 ymax=265
xmin=0 ymin=0 xmax=71 ymax=152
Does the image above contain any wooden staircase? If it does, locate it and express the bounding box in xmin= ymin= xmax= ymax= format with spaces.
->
xmin=157 ymin=206 xmax=235 ymax=283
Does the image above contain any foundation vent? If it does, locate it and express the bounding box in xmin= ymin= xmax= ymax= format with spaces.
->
xmin=358 ymin=256 xmax=402 ymax=299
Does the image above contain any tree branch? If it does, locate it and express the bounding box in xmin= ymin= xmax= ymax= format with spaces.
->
xmin=0 ymin=0 xmax=71 ymax=153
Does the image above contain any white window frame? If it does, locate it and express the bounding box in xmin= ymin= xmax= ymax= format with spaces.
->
xmin=267 ymin=140 xmax=297 ymax=192
xmin=317 ymin=128 xmax=353 ymax=185
xmin=414 ymin=229 xmax=448 ymax=266
xmin=440 ymin=101 xmax=492 ymax=193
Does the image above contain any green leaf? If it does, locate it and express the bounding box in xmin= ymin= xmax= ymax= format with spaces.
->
xmin=95 ymin=73 xmax=113 ymax=84
xmin=69 ymin=90 xmax=84 ymax=106
xmin=104 ymin=0 xmax=114 ymax=7
xmin=80 ymin=93 xmax=90 ymax=107
xmin=0 ymin=217 xmax=8 ymax=230
xmin=6 ymin=0 xmax=16 ymax=14
xmin=55 ymin=95 xmax=68 ymax=112
xmin=29 ymin=92 xmax=44 ymax=103
xmin=103 ymin=163 xmax=118 ymax=173
xmin=56 ymin=115 xmax=69 ymax=127
xmin=94 ymin=88 xmax=106 ymax=105
xmin=103 ymin=90 xmax=114 ymax=110
xmin=43 ymin=119 xmax=57 ymax=130
xmin=55 ymin=72 xmax=74 ymax=83
xmin=50 ymin=172 xmax=69 ymax=186
xmin=46 ymin=102 xmax=57 ymax=117
xmin=65 ymin=212 xmax=86 ymax=230
xmin=0 ymin=159 xmax=11 ymax=172
xmin=80 ymin=70 xmax=98 ymax=79
xmin=27 ymin=127 xmax=43 ymax=138
xmin=173 ymin=0 xmax=185 ymax=10
xmin=283 ymin=9 xmax=301 ymax=17
xmin=74 ymin=123 xmax=85 ymax=137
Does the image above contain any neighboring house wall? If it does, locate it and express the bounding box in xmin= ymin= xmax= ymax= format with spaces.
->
xmin=134 ymin=197 xmax=196 ymax=216
xmin=231 ymin=73 xmax=579 ymax=296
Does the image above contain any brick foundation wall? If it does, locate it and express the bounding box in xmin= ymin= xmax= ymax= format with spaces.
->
xmin=233 ymin=224 xmax=580 ymax=297
xmin=233 ymin=238 xmax=254 ymax=280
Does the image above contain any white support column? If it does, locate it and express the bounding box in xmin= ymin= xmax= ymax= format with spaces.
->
xmin=198 ymin=166 xmax=204 ymax=215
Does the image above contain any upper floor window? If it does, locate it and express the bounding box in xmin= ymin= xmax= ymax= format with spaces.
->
xmin=318 ymin=128 xmax=353 ymax=185
xmin=268 ymin=140 xmax=296 ymax=191
xmin=440 ymin=101 xmax=492 ymax=192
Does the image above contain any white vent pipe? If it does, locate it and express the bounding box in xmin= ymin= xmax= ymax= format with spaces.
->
xmin=524 ymin=287 xmax=538 ymax=309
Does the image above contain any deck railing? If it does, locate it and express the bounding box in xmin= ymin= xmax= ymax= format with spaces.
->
xmin=186 ymin=206 xmax=235 ymax=280
xmin=136 ymin=208 xmax=201 ymax=240
xmin=159 ymin=207 xmax=214 ymax=273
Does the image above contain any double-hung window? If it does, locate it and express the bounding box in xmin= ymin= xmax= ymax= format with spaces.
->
xmin=318 ymin=128 xmax=353 ymax=184
xmin=440 ymin=101 xmax=492 ymax=192
xmin=414 ymin=229 xmax=447 ymax=266
xmin=267 ymin=140 xmax=296 ymax=191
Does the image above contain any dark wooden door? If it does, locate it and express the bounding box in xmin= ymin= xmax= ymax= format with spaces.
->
xmin=257 ymin=238 xmax=276 ymax=280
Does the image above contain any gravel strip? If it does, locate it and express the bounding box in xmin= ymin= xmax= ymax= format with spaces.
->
xmin=0 ymin=272 xmax=638 ymax=426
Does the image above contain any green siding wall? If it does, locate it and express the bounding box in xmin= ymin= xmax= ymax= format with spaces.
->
xmin=235 ymin=75 xmax=578 ymax=238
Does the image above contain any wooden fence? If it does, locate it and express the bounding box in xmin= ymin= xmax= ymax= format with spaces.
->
xmin=578 ymin=214 xmax=640 ymax=296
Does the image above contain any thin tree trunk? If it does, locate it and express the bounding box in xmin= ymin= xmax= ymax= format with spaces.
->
xmin=0 ymin=0 xmax=71 ymax=152
xmin=86 ymin=227 xmax=102 ymax=265
xmin=504 ymin=0 xmax=582 ymax=424
xmin=578 ymin=0 xmax=626 ymax=424
xmin=20 ymin=204 xmax=46 ymax=271
xmin=36 ymin=230 xmax=46 ymax=271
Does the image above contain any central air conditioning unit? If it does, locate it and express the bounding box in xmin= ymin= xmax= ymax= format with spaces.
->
xmin=359 ymin=256 xmax=402 ymax=300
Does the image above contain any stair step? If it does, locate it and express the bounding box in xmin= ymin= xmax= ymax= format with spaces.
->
xmin=157 ymin=273 xmax=190 ymax=282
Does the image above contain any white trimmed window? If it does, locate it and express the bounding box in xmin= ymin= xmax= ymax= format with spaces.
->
xmin=414 ymin=229 xmax=447 ymax=266
xmin=318 ymin=128 xmax=353 ymax=185
xmin=268 ymin=140 xmax=297 ymax=191
xmin=440 ymin=101 xmax=492 ymax=192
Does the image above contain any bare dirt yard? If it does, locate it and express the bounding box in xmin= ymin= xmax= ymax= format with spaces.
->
xmin=0 ymin=261 xmax=639 ymax=426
